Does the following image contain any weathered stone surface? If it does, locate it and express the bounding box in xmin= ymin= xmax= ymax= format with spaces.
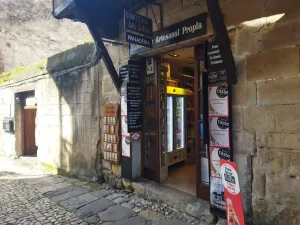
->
xmin=106 ymin=193 xmax=124 ymax=200
xmin=51 ymin=187 xmax=89 ymax=203
xmin=253 ymin=199 xmax=300 ymax=225
xmin=60 ymin=193 xmax=99 ymax=211
xmin=232 ymin=132 xmax=256 ymax=156
xmin=108 ymin=175 xmax=116 ymax=188
xmin=113 ymin=197 xmax=127 ymax=205
xmin=257 ymin=132 xmax=300 ymax=150
xmin=257 ymin=78 xmax=300 ymax=105
xmin=115 ymin=216 xmax=147 ymax=225
xmin=232 ymin=107 xmax=243 ymax=131
xmin=98 ymin=205 xmax=135 ymax=222
xmin=265 ymin=174 xmax=300 ymax=208
xmin=244 ymin=105 xmax=300 ymax=132
xmin=232 ymin=82 xmax=256 ymax=106
xmin=216 ymin=218 xmax=226 ymax=225
xmin=246 ymin=47 xmax=299 ymax=81
xmin=260 ymin=16 xmax=300 ymax=52
xmin=254 ymin=148 xmax=300 ymax=177
xmin=85 ymin=215 xmax=101 ymax=224
xmin=233 ymin=153 xmax=252 ymax=218
xmin=90 ymin=189 xmax=111 ymax=198
xmin=76 ymin=198 xmax=115 ymax=218
xmin=235 ymin=25 xmax=261 ymax=55
xmin=159 ymin=219 xmax=186 ymax=225
xmin=116 ymin=177 xmax=124 ymax=189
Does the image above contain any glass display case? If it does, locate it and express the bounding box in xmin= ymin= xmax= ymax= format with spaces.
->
xmin=166 ymin=89 xmax=188 ymax=166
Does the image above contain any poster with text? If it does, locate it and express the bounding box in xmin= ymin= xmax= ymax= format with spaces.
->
xmin=122 ymin=136 xmax=131 ymax=157
xmin=121 ymin=96 xmax=127 ymax=116
xmin=209 ymin=117 xmax=230 ymax=148
xmin=220 ymin=160 xmax=245 ymax=225
xmin=208 ymin=85 xmax=229 ymax=116
xmin=210 ymin=148 xmax=231 ymax=178
xmin=121 ymin=116 xmax=129 ymax=137
xmin=210 ymin=177 xmax=226 ymax=211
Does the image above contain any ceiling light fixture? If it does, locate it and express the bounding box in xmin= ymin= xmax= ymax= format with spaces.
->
xmin=169 ymin=53 xmax=180 ymax=57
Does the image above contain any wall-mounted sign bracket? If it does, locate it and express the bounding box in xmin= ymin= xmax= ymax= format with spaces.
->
xmin=146 ymin=2 xmax=163 ymax=29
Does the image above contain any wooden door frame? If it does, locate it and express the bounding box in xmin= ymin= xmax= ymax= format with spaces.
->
xmin=194 ymin=44 xmax=210 ymax=201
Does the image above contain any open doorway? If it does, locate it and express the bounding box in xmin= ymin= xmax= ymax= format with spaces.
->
xmin=143 ymin=44 xmax=209 ymax=199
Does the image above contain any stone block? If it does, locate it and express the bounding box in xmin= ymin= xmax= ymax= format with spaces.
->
xmin=60 ymin=193 xmax=99 ymax=211
xmin=98 ymin=205 xmax=135 ymax=222
xmin=90 ymin=189 xmax=112 ymax=198
xmin=246 ymin=47 xmax=299 ymax=81
xmin=253 ymin=199 xmax=300 ymax=225
xmin=265 ymin=174 xmax=300 ymax=208
xmin=233 ymin=153 xmax=252 ymax=217
xmin=257 ymin=78 xmax=300 ymax=105
xmin=232 ymin=107 xmax=243 ymax=131
xmin=234 ymin=56 xmax=246 ymax=84
xmin=232 ymin=132 xmax=256 ymax=156
xmin=76 ymin=198 xmax=115 ymax=219
xmin=236 ymin=25 xmax=261 ymax=55
xmin=257 ymin=132 xmax=300 ymax=150
xmin=50 ymin=186 xmax=89 ymax=203
xmin=232 ymin=82 xmax=256 ymax=106
xmin=244 ymin=105 xmax=300 ymax=132
xmin=255 ymin=148 xmax=300 ymax=177
xmin=260 ymin=16 xmax=300 ymax=52
xmin=262 ymin=0 xmax=300 ymax=18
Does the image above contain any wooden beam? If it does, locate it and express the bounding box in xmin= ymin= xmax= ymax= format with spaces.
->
xmin=206 ymin=0 xmax=237 ymax=84
xmin=87 ymin=24 xmax=121 ymax=92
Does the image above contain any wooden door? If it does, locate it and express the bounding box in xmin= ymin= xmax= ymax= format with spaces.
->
xmin=24 ymin=107 xmax=37 ymax=155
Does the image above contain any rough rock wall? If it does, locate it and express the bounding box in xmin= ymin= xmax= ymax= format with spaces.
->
xmin=0 ymin=0 xmax=91 ymax=73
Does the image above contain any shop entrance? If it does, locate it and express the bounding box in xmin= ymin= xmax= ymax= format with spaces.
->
xmin=143 ymin=44 xmax=209 ymax=199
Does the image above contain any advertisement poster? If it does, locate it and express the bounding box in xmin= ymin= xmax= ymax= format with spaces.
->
xmin=122 ymin=136 xmax=131 ymax=158
xmin=210 ymin=177 xmax=226 ymax=211
xmin=220 ymin=160 xmax=245 ymax=225
xmin=121 ymin=116 xmax=129 ymax=137
xmin=209 ymin=117 xmax=230 ymax=148
xmin=121 ymin=96 xmax=127 ymax=116
xmin=210 ymin=148 xmax=231 ymax=178
xmin=208 ymin=85 xmax=229 ymax=116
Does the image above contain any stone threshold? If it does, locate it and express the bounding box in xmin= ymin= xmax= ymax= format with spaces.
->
xmin=132 ymin=179 xmax=220 ymax=224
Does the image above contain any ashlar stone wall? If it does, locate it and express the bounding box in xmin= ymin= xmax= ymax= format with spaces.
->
xmin=0 ymin=43 xmax=101 ymax=178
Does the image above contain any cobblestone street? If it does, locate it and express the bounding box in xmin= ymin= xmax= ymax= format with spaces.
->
xmin=0 ymin=157 xmax=206 ymax=225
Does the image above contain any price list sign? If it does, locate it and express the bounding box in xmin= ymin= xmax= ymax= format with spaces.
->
xmin=127 ymin=84 xmax=142 ymax=132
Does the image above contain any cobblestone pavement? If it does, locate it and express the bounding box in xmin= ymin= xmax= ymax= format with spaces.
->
xmin=0 ymin=157 xmax=204 ymax=225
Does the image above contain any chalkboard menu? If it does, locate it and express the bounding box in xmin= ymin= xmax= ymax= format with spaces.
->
xmin=128 ymin=62 xmax=141 ymax=83
xmin=127 ymin=84 xmax=142 ymax=132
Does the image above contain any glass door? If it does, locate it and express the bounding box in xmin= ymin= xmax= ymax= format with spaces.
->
xmin=176 ymin=97 xmax=185 ymax=149
xmin=167 ymin=96 xmax=173 ymax=152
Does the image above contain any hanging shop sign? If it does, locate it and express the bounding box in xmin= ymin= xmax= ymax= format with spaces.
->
xmin=220 ymin=160 xmax=245 ymax=225
xmin=130 ymin=13 xmax=207 ymax=55
xmin=126 ymin=32 xmax=152 ymax=48
xmin=102 ymin=104 xmax=120 ymax=164
xmin=127 ymin=84 xmax=142 ymax=132
xmin=124 ymin=10 xmax=153 ymax=37
xmin=208 ymin=70 xmax=227 ymax=85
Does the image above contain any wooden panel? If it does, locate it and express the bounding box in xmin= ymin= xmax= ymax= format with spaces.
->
xmin=24 ymin=108 xmax=37 ymax=155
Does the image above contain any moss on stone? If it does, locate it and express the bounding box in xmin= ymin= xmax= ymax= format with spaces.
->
xmin=41 ymin=162 xmax=58 ymax=174
xmin=0 ymin=42 xmax=96 ymax=86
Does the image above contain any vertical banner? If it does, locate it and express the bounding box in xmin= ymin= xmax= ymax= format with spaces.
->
xmin=206 ymin=40 xmax=234 ymax=218
xmin=220 ymin=160 xmax=245 ymax=225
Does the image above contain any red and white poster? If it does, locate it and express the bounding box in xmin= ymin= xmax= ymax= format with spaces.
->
xmin=220 ymin=160 xmax=245 ymax=225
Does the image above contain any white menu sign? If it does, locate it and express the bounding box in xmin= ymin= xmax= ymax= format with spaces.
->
xmin=209 ymin=117 xmax=230 ymax=148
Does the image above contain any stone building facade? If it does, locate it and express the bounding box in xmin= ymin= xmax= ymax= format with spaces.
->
xmin=1 ymin=0 xmax=300 ymax=224
xmin=0 ymin=0 xmax=91 ymax=73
